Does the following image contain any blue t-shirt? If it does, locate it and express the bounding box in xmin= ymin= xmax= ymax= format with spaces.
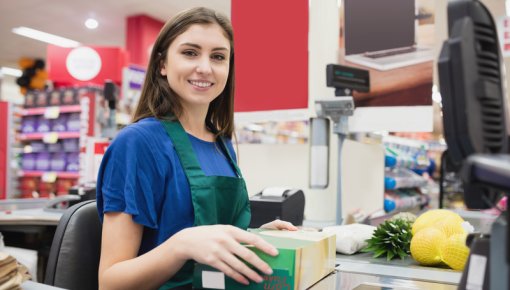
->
xmin=96 ymin=117 xmax=237 ymax=255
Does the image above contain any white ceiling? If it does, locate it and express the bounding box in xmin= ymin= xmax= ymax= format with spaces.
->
xmin=0 ymin=0 xmax=230 ymax=69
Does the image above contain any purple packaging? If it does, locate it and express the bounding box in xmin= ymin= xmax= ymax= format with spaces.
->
xmin=63 ymin=138 xmax=79 ymax=152
xmin=30 ymin=142 xmax=46 ymax=153
xmin=21 ymin=153 xmax=36 ymax=171
xmin=47 ymin=142 xmax=63 ymax=153
xmin=50 ymin=152 xmax=67 ymax=172
xmin=35 ymin=152 xmax=51 ymax=171
xmin=66 ymin=152 xmax=79 ymax=172
xmin=21 ymin=116 xmax=37 ymax=133
xmin=36 ymin=116 xmax=52 ymax=133
xmin=51 ymin=115 xmax=68 ymax=132
xmin=66 ymin=113 xmax=81 ymax=132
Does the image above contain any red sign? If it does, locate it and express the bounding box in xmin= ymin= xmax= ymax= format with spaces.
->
xmin=47 ymin=45 xmax=128 ymax=86
xmin=232 ymin=0 xmax=308 ymax=112
xmin=94 ymin=142 xmax=109 ymax=154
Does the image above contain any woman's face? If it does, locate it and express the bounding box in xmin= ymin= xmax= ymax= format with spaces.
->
xmin=161 ymin=23 xmax=230 ymax=111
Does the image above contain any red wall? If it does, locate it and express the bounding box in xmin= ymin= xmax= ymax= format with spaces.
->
xmin=232 ymin=0 xmax=309 ymax=112
xmin=0 ymin=102 xmax=8 ymax=199
xmin=126 ymin=15 xmax=164 ymax=67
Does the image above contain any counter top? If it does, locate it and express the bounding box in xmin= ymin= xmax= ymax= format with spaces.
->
xmin=336 ymin=252 xmax=461 ymax=285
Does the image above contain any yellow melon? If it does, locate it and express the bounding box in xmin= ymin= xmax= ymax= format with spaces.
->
xmin=412 ymin=209 xmax=464 ymax=235
xmin=410 ymin=227 xmax=446 ymax=266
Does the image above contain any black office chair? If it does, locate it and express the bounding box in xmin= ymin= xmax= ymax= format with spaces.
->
xmin=44 ymin=200 xmax=102 ymax=290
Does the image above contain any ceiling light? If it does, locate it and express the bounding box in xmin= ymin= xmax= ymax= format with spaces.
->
xmin=1 ymin=67 xmax=22 ymax=77
xmin=85 ymin=18 xmax=99 ymax=29
xmin=12 ymin=26 xmax=80 ymax=48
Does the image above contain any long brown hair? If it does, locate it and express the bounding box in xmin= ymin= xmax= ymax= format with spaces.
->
xmin=132 ymin=7 xmax=236 ymax=138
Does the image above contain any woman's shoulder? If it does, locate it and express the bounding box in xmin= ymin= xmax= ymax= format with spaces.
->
xmin=110 ymin=117 xmax=167 ymax=149
xmin=117 ymin=117 xmax=163 ymax=137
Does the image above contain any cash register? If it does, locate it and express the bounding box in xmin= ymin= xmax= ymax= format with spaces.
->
xmin=438 ymin=0 xmax=509 ymax=289
xmin=248 ymin=188 xmax=305 ymax=228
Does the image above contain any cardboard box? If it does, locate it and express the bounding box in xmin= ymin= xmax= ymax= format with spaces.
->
xmin=193 ymin=230 xmax=336 ymax=290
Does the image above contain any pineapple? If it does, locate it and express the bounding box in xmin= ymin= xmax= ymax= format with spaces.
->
xmin=362 ymin=219 xmax=413 ymax=260
xmin=389 ymin=212 xmax=417 ymax=224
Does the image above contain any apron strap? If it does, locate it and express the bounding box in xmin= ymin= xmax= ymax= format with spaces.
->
xmin=217 ymin=136 xmax=243 ymax=178
xmin=161 ymin=120 xmax=241 ymax=179
xmin=160 ymin=120 xmax=204 ymax=179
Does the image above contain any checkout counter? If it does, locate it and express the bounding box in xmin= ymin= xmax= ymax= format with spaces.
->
xmin=0 ymin=189 xmax=497 ymax=289
xmin=0 ymin=195 xmax=82 ymax=283
xmin=310 ymin=268 xmax=457 ymax=290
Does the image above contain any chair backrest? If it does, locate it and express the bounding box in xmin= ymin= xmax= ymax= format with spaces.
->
xmin=44 ymin=200 xmax=102 ymax=290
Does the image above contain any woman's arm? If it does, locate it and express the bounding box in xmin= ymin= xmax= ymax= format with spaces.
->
xmin=99 ymin=213 xmax=280 ymax=290
xmin=98 ymin=212 xmax=187 ymax=290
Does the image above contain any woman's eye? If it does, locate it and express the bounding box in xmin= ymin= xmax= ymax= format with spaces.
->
xmin=182 ymin=50 xmax=197 ymax=57
xmin=212 ymin=54 xmax=226 ymax=61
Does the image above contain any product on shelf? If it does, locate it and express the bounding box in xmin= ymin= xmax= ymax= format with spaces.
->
xmin=35 ymin=115 xmax=51 ymax=133
xmin=30 ymin=142 xmax=46 ymax=153
xmin=50 ymin=152 xmax=67 ymax=172
xmin=20 ymin=116 xmax=37 ymax=133
xmin=47 ymin=141 xmax=62 ymax=152
xmin=51 ymin=114 xmax=68 ymax=132
xmin=384 ymin=167 xmax=428 ymax=190
xmin=35 ymin=91 xmax=48 ymax=107
xmin=21 ymin=153 xmax=36 ymax=171
xmin=66 ymin=113 xmax=80 ymax=132
xmin=61 ymin=88 xmax=78 ymax=105
xmin=384 ymin=190 xmax=429 ymax=213
xmin=24 ymin=91 xmax=36 ymax=108
xmin=56 ymin=179 xmax=76 ymax=196
xmin=19 ymin=177 xmax=38 ymax=193
xmin=35 ymin=152 xmax=51 ymax=171
xmin=62 ymin=138 xmax=79 ymax=152
xmin=66 ymin=153 xmax=79 ymax=172
xmin=48 ymin=90 xmax=62 ymax=106
xmin=38 ymin=181 xmax=55 ymax=197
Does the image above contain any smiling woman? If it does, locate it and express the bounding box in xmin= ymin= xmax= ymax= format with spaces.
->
xmin=160 ymin=24 xmax=231 ymax=137
xmin=96 ymin=7 xmax=297 ymax=290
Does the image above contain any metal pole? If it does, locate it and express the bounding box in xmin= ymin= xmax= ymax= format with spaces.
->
xmin=336 ymin=133 xmax=345 ymax=225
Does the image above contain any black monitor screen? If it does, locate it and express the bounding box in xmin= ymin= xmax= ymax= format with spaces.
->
xmin=344 ymin=0 xmax=415 ymax=55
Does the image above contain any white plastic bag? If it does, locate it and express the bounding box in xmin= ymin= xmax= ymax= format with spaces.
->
xmin=322 ymin=224 xmax=376 ymax=255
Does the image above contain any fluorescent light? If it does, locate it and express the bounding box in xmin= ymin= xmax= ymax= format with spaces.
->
xmin=1 ymin=67 xmax=22 ymax=77
xmin=12 ymin=26 xmax=80 ymax=48
xmin=85 ymin=18 xmax=99 ymax=29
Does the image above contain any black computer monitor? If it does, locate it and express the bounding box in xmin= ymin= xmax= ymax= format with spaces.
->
xmin=438 ymin=0 xmax=508 ymax=209
xmin=344 ymin=0 xmax=415 ymax=55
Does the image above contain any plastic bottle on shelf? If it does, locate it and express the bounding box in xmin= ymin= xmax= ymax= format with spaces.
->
xmin=384 ymin=195 xmax=428 ymax=213
xmin=384 ymin=168 xmax=428 ymax=190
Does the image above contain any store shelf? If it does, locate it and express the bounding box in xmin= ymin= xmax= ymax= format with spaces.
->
xmin=18 ymin=132 xmax=81 ymax=141
xmin=7 ymin=87 xmax=102 ymax=198
xmin=21 ymin=105 xmax=81 ymax=116
xmin=18 ymin=171 xmax=79 ymax=179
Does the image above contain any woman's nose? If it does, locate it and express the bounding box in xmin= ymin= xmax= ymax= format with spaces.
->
xmin=196 ymin=57 xmax=212 ymax=74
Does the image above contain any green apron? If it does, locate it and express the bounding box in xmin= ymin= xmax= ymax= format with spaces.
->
xmin=158 ymin=120 xmax=251 ymax=290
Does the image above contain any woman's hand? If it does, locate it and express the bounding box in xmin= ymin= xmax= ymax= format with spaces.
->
xmin=172 ymin=225 xmax=278 ymax=285
xmin=260 ymin=219 xmax=298 ymax=231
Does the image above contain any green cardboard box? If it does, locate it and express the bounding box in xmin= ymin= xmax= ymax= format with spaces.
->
xmin=193 ymin=230 xmax=336 ymax=290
